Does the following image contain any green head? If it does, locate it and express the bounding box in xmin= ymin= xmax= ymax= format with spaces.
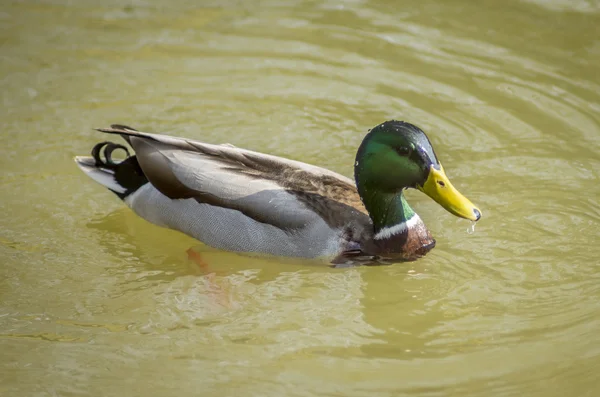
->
xmin=354 ymin=121 xmax=481 ymax=231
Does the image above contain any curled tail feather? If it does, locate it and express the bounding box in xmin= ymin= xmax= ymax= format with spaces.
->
xmin=75 ymin=141 xmax=148 ymax=200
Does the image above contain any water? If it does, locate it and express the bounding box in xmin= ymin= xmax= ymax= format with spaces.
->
xmin=467 ymin=221 xmax=476 ymax=234
xmin=1 ymin=0 xmax=599 ymax=396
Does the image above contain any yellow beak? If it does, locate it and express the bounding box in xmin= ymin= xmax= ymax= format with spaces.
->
xmin=418 ymin=163 xmax=481 ymax=221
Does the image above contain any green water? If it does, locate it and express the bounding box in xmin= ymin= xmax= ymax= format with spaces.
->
xmin=1 ymin=0 xmax=599 ymax=395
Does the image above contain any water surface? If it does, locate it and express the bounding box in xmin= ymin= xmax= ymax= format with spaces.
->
xmin=1 ymin=0 xmax=599 ymax=396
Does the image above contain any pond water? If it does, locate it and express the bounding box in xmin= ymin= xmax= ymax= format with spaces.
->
xmin=1 ymin=0 xmax=599 ymax=396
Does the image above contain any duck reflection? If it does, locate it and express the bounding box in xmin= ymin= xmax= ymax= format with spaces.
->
xmin=86 ymin=209 xmax=444 ymax=357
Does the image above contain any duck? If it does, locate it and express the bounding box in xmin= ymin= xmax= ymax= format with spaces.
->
xmin=74 ymin=120 xmax=481 ymax=265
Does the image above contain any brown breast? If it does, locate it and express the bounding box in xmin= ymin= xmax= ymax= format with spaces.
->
xmin=374 ymin=217 xmax=436 ymax=261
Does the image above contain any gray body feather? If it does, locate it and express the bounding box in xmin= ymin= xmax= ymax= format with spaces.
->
xmin=126 ymin=183 xmax=344 ymax=259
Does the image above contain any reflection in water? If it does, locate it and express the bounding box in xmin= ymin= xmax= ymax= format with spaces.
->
xmin=86 ymin=209 xmax=378 ymax=335
xmin=1 ymin=0 xmax=600 ymax=395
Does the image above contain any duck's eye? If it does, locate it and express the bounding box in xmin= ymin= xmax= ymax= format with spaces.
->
xmin=395 ymin=146 xmax=412 ymax=156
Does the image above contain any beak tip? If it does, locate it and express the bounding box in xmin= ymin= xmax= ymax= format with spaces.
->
xmin=473 ymin=208 xmax=481 ymax=221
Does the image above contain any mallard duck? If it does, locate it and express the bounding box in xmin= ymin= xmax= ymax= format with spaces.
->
xmin=75 ymin=121 xmax=481 ymax=265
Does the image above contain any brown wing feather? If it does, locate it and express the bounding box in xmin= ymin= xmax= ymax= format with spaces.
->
xmin=97 ymin=124 xmax=368 ymax=216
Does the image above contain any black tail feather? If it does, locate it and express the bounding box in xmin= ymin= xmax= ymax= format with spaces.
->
xmin=91 ymin=141 xmax=131 ymax=167
xmin=89 ymin=142 xmax=148 ymax=200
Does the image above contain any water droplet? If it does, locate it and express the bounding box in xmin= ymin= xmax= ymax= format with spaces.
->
xmin=466 ymin=221 xmax=476 ymax=235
